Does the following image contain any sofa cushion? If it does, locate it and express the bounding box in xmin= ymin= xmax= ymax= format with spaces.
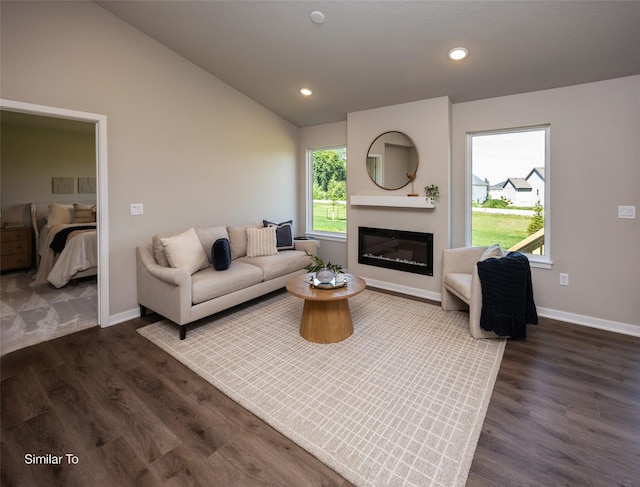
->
xmin=227 ymin=223 xmax=261 ymax=259
xmin=263 ymin=220 xmax=294 ymax=250
xmin=160 ymin=227 xmax=209 ymax=275
xmin=246 ymin=226 xmax=278 ymax=257
xmin=152 ymin=231 xmax=181 ymax=267
xmin=444 ymin=272 xmax=472 ymax=301
xmin=191 ymin=262 xmax=264 ymax=304
xmin=239 ymin=250 xmax=309 ymax=281
xmin=195 ymin=226 xmax=229 ymax=262
xmin=212 ymin=238 xmax=231 ymax=270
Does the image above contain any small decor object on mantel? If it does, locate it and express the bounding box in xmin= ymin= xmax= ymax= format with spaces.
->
xmin=424 ymin=185 xmax=440 ymax=206
xmin=407 ymin=172 xmax=418 ymax=197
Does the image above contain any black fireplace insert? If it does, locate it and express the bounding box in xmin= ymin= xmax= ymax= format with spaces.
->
xmin=358 ymin=226 xmax=433 ymax=276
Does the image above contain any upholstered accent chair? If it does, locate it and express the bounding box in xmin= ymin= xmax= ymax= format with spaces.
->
xmin=441 ymin=246 xmax=502 ymax=339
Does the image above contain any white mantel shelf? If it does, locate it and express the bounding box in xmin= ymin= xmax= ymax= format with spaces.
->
xmin=350 ymin=195 xmax=435 ymax=208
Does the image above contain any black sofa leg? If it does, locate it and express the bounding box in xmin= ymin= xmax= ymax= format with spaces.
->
xmin=139 ymin=304 xmax=147 ymax=317
xmin=180 ymin=326 xmax=187 ymax=340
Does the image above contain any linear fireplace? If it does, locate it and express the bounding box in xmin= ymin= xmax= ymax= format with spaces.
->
xmin=358 ymin=227 xmax=433 ymax=276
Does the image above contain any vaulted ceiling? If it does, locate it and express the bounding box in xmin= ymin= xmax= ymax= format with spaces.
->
xmin=96 ymin=1 xmax=640 ymax=127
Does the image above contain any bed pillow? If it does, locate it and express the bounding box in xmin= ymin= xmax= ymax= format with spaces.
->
xmin=73 ymin=203 xmax=97 ymax=223
xmin=212 ymin=238 xmax=231 ymax=270
xmin=160 ymin=227 xmax=209 ymax=274
xmin=263 ymin=219 xmax=294 ymax=250
xmin=246 ymin=226 xmax=278 ymax=258
xmin=47 ymin=203 xmax=74 ymax=225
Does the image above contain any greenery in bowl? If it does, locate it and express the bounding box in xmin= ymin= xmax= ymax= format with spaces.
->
xmin=304 ymin=250 xmax=344 ymax=274
xmin=424 ymin=185 xmax=440 ymax=199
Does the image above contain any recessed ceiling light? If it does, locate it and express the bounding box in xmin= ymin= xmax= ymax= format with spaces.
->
xmin=448 ymin=47 xmax=469 ymax=61
xmin=300 ymin=88 xmax=313 ymax=96
xmin=310 ymin=11 xmax=325 ymax=24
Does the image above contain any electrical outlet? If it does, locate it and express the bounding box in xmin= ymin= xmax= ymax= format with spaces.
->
xmin=618 ymin=205 xmax=636 ymax=219
xmin=559 ymin=273 xmax=569 ymax=286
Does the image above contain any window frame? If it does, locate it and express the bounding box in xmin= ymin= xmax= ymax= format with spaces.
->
xmin=306 ymin=145 xmax=348 ymax=241
xmin=465 ymin=125 xmax=552 ymax=269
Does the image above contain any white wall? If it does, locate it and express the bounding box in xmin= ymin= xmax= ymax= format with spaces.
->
xmin=452 ymin=76 xmax=640 ymax=331
xmin=347 ymin=97 xmax=451 ymax=299
xmin=1 ymin=1 xmax=299 ymax=321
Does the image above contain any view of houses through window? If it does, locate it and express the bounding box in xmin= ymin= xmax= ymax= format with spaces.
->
xmin=309 ymin=147 xmax=347 ymax=235
xmin=469 ymin=126 xmax=549 ymax=256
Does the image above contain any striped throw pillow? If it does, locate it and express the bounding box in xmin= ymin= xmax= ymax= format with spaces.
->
xmin=246 ymin=226 xmax=278 ymax=257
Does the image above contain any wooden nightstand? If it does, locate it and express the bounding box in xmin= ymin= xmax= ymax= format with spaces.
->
xmin=1 ymin=227 xmax=32 ymax=272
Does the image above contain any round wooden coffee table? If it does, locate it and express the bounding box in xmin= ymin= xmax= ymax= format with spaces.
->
xmin=286 ymin=274 xmax=366 ymax=344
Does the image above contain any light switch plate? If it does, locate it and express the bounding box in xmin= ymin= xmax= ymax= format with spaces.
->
xmin=130 ymin=203 xmax=144 ymax=216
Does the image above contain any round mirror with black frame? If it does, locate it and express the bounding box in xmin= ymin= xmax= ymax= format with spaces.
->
xmin=366 ymin=131 xmax=419 ymax=191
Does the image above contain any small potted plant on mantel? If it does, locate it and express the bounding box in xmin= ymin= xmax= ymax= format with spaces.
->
xmin=424 ymin=185 xmax=440 ymax=206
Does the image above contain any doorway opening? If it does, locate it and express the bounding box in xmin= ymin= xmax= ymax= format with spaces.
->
xmin=1 ymin=98 xmax=109 ymax=327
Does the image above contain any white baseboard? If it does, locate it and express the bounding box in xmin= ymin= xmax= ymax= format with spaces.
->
xmin=106 ymin=289 xmax=640 ymax=339
xmin=364 ymin=278 xmax=442 ymax=302
xmin=536 ymin=307 xmax=640 ymax=337
xmin=365 ymin=278 xmax=639 ymax=338
xmin=106 ymin=308 xmax=140 ymax=327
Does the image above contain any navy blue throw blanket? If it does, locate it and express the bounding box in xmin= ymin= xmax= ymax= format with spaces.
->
xmin=476 ymin=251 xmax=538 ymax=339
xmin=49 ymin=225 xmax=95 ymax=253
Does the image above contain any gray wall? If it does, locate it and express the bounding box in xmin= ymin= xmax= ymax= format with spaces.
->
xmin=302 ymin=79 xmax=640 ymax=332
xmin=347 ymin=97 xmax=451 ymax=299
xmin=1 ymin=122 xmax=96 ymax=226
xmin=452 ymin=77 xmax=640 ymax=329
xmin=3 ymin=1 xmax=638 ymax=333
xmin=1 ymin=1 xmax=299 ymax=320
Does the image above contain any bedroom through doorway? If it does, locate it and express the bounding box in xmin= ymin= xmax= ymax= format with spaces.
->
xmin=0 ymin=100 xmax=109 ymax=354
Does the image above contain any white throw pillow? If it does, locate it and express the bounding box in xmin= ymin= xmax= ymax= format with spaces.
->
xmin=479 ymin=243 xmax=505 ymax=261
xmin=246 ymin=226 xmax=278 ymax=257
xmin=160 ymin=227 xmax=209 ymax=274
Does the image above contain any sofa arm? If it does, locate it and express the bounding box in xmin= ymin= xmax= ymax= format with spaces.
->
xmin=294 ymin=239 xmax=318 ymax=255
xmin=136 ymin=245 xmax=190 ymax=286
xmin=136 ymin=245 xmax=192 ymax=325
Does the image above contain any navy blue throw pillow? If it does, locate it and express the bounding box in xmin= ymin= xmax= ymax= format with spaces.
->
xmin=212 ymin=238 xmax=231 ymax=270
xmin=263 ymin=220 xmax=294 ymax=250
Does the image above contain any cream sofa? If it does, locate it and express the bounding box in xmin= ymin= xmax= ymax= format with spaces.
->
xmin=136 ymin=224 xmax=317 ymax=339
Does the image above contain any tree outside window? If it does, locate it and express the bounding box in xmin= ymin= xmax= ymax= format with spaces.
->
xmin=309 ymin=147 xmax=347 ymax=235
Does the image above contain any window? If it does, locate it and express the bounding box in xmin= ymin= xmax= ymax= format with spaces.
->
xmin=468 ymin=126 xmax=550 ymax=264
xmin=307 ymin=146 xmax=347 ymax=237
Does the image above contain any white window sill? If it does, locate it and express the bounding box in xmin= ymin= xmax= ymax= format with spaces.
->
xmin=305 ymin=231 xmax=347 ymax=243
xmin=528 ymin=256 xmax=552 ymax=269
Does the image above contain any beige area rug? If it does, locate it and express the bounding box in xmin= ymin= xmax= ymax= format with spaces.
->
xmin=138 ymin=289 xmax=505 ymax=487
xmin=1 ymin=270 xmax=98 ymax=355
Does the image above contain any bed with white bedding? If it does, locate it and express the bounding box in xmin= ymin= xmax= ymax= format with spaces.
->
xmin=30 ymin=202 xmax=98 ymax=288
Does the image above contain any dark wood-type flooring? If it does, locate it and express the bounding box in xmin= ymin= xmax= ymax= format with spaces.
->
xmin=2 ymin=295 xmax=639 ymax=486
